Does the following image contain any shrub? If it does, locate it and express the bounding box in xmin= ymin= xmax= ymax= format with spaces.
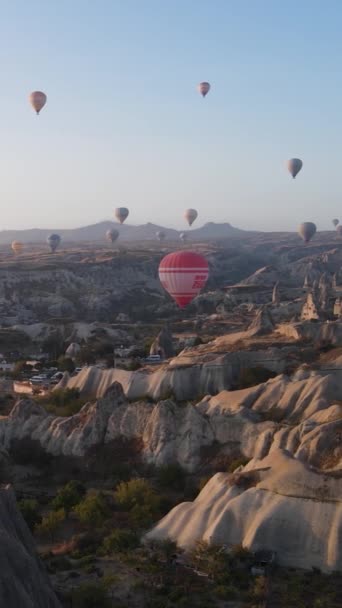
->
xmin=102 ymin=528 xmax=139 ymax=554
xmin=41 ymin=388 xmax=87 ymax=417
xmin=51 ymin=480 xmax=85 ymax=513
xmin=227 ymin=457 xmax=249 ymax=473
xmin=72 ymin=582 xmax=110 ymax=608
xmin=18 ymin=498 xmax=41 ymax=531
xmin=114 ymin=478 xmax=160 ymax=513
xmin=57 ymin=356 xmax=75 ymax=373
xmin=36 ymin=508 xmax=65 ymax=539
xmin=156 ymin=463 xmax=186 ymax=491
xmin=74 ymin=492 xmax=110 ymax=528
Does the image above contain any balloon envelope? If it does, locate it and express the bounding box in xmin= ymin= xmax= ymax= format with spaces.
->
xmin=287 ymin=158 xmax=303 ymax=179
xmin=184 ymin=208 xmax=198 ymax=226
xmin=159 ymin=250 xmax=209 ymax=308
xmin=333 ymin=218 xmax=339 ymax=227
xmin=156 ymin=231 xmax=166 ymax=241
xmin=179 ymin=232 xmax=187 ymax=242
xmin=298 ymin=222 xmax=316 ymax=243
xmin=11 ymin=241 xmax=23 ymax=254
xmin=106 ymin=228 xmax=119 ymax=243
xmin=29 ymin=91 xmax=47 ymax=114
xmin=47 ymin=233 xmax=61 ymax=252
xmin=114 ymin=207 xmax=129 ymax=224
xmin=197 ymin=82 xmax=210 ymax=97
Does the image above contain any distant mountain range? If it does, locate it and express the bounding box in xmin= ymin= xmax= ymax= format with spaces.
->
xmin=0 ymin=221 xmax=248 ymax=244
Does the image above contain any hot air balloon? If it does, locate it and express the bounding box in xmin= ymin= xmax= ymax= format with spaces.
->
xmin=11 ymin=241 xmax=23 ymax=254
xmin=184 ymin=209 xmax=198 ymax=226
xmin=47 ymin=233 xmax=61 ymax=253
xmin=156 ymin=231 xmax=166 ymax=242
xmin=197 ymin=82 xmax=211 ymax=97
xmin=179 ymin=232 xmax=187 ymax=242
xmin=336 ymin=225 xmax=342 ymax=237
xmin=298 ymin=222 xmax=317 ymax=243
xmin=158 ymin=250 xmax=209 ymax=308
xmin=287 ymin=158 xmax=303 ymax=179
xmin=29 ymin=91 xmax=47 ymax=115
xmin=106 ymin=228 xmax=119 ymax=244
xmin=114 ymin=207 xmax=129 ymax=224
xmin=332 ymin=218 xmax=339 ymax=227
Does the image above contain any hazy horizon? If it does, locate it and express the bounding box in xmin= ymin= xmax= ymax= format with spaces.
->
xmin=1 ymin=1 xmax=342 ymax=232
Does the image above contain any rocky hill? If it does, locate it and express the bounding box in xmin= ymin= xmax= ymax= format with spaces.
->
xmin=145 ymin=449 xmax=342 ymax=572
xmin=0 ymin=484 xmax=61 ymax=607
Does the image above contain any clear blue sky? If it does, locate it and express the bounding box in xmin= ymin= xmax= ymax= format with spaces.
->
xmin=1 ymin=0 xmax=342 ymax=231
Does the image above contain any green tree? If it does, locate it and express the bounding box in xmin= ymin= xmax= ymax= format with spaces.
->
xmin=74 ymin=492 xmax=110 ymax=528
xmin=72 ymin=582 xmax=110 ymax=608
xmin=115 ymin=478 xmax=160 ymax=513
xmin=102 ymin=528 xmax=139 ymax=554
xmin=57 ymin=356 xmax=75 ymax=373
xmin=51 ymin=480 xmax=85 ymax=513
xmin=157 ymin=463 xmax=186 ymax=491
xmin=18 ymin=498 xmax=41 ymax=531
xmin=36 ymin=508 xmax=65 ymax=540
xmin=41 ymin=332 xmax=65 ymax=359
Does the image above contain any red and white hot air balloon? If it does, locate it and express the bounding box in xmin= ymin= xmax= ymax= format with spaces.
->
xmin=29 ymin=91 xmax=47 ymax=114
xmin=197 ymin=82 xmax=211 ymax=97
xmin=158 ymin=250 xmax=209 ymax=308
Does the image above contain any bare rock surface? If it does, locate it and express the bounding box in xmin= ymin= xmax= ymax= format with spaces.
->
xmin=1 ymin=373 xmax=341 ymax=471
xmin=145 ymin=449 xmax=342 ymax=572
xmin=0 ymin=484 xmax=61 ymax=607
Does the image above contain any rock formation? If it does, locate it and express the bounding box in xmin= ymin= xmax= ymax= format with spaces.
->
xmin=145 ymin=449 xmax=342 ymax=572
xmin=247 ymin=306 xmax=275 ymax=336
xmin=149 ymin=325 xmax=174 ymax=359
xmin=2 ymin=373 xmax=341 ymax=471
xmin=301 ymin=292 xmax=320 ymax=321
xmin=0 ymin=484 xmax=61 ymax=607
xmin=272 ymin=282 xmax=280 ymax=305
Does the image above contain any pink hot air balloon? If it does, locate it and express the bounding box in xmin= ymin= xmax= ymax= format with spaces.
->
xmin=159 ymin=250 xmax=209 ymax=308
xmin=197 ymin=82 xmax=211 ymax=97
xmin=29 ymin=91 xmax=47 ymax=115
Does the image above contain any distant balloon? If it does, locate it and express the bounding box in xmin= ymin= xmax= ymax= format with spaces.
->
xmin=156 ymin=231 xmax=166 ymax=242
xmin=159 ymin=250 xmax=209 ymax=308
xmin=114 ymin=207 xmax=129 ymax=224
xmin=184 ymin=209 xmax=198 ymax=226
xmin=47 ymin=233 xmax=61 ymax=253
xmin=197 ymin=82 xmax=211 ymax=97
xmin=332 ymin=218 xmax=339 ymax=227
xmin=179 ymin=232 xmax=187 ymax=242
xmin=106 ymin=228 xmax=119 ymax=244
xmin=336 ymin=225 xmax=342 ymax=237
xmin=11 ymin=241 xmax=23 ymax=254
xmin=287 ymin=158 xmax=303 ymax=179
xmin=29 ymin=91 xmax=47 ymax=115
xmin=298 ymin=222 xmax=317 ymax=243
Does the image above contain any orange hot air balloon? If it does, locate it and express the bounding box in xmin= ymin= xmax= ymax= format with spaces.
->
xmin=197 ymin=82 xmax=211 ymax=97
xmin=11 ymin=241 xmax=23 ymax=254
xmin=159 ymin=250 xmax=209 ymax=308
xmin=184 ymin=208 xmax=198 ymax=226
xmin=29 ymin=91 xmax=47 ymax=115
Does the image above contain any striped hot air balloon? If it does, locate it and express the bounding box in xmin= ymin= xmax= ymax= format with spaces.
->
xmin=158 ymin=250 xmax=209 ymax=308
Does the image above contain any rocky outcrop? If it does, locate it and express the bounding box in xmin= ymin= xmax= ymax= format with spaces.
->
xmin=1 ymin=374 xmax=341 ymax=471
xmin=0 ymin=484 xmax=61 ymax=607
xmin=145 ymin=449 xmax=342 ymax=572
xmin=301 ymin=292 xmax=320 ymax=320
xmin=247 ymin=306 xmax=274 ymax=336
xmin=150 ymin=326 xmax=174 ymax=359
xmin=272 ymin=282 xmax=280 ymax=305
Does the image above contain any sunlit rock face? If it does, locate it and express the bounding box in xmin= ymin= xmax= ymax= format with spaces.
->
xmin=145 ymin=449 xmax=342 ymax=572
